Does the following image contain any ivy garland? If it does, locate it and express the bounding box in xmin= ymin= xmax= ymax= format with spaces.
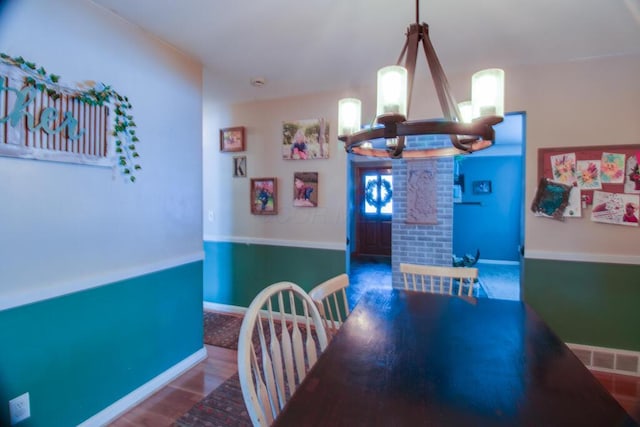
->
xmin=365 ymin=179 xmax=392 ymax=209
xmin=0 ymin=53 xmax=141 ymax=182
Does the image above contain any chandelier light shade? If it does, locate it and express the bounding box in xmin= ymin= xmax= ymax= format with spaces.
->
xmin=338 ymin=98 xmax=362 ymax=136
xmin=457 ymin=101 xmax=473 ymax=123
xmin=377 ymin=65 xmax=408 ymax=116
xmin=472 ymin=68 xmax=505 ymax=118
xmin=338 ymin=0 xmax=505 ymax=159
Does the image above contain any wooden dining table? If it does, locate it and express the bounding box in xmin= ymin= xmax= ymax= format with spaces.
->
xmin=272 ymin=289 xmax=637 ymax=426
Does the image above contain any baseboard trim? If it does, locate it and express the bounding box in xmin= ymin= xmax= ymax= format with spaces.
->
xmin=78 ymin=346 xmax=207 ymax=427
xmin=476 ymin=259 xmax=520 ymax=266
xmin=567 ymin=343 xmax=640 ymax=377
xmin=204 ymin=301 xmax=248 ymax=315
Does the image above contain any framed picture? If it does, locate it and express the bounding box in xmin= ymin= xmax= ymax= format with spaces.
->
xmin=282 ymin=118 xmax=330 ymax=160
xmin=220 ymin=126 xmax=245 ymax=152
xmin=293 ymin=172 xmax=318 ymax=207
xmin=251 ymin=177 xmax=277 ymax=215
xmin=472 ymin=180 xmax=492 ymax=194
xmin=233 ymin=156 xmax=247 ymax=177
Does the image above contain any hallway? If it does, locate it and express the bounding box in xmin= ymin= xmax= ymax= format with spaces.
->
xmin=347 ymin=257 xmax=520 ymax=309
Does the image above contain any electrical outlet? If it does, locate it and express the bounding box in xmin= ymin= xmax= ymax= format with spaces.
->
xmin=9 ymin=392 xmax=30 ymax=425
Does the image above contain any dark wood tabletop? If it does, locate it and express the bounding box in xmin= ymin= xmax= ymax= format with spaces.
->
xmin=272 ymin=289 xmax=637 ymax=427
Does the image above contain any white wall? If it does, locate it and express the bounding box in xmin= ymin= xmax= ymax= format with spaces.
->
xmin=203 ymin=74 xmax=349 ymax=248
xmin=203 ymin=53 xmax=640 ymax=261
xmin=0 ymin=0 xmax=203 ymax=307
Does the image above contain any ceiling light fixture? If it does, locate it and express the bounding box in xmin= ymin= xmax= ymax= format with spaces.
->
xmin=338 ymin=0 xmax=505 ymax=159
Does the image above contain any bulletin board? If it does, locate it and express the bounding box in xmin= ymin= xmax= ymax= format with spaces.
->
xmin=535 ymin=144 xmax=640 ymax=226
xmin=538 ymin=144 xmax=640 ymax=199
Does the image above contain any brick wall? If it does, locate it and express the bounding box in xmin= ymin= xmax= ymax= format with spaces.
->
xmin=391 ymin=135 xmax=454 ymax=287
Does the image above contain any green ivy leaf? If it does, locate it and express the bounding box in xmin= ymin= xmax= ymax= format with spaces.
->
xmin=130 ymin=176 xmax=136 ymax=183
xmin=116 ymin=147 xmax=123 ymax=153
xmin=134 ymin=165 xmax=141 ymax=170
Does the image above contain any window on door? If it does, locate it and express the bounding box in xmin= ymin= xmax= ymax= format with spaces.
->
xmin=363 ymin=173 xmax=393 ymax=216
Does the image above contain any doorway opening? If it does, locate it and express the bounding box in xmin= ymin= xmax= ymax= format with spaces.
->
xmin=346 ymin=112 xmax=526 ymax=303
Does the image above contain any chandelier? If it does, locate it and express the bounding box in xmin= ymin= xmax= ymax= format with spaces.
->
xmin=338 ymin=0 xmax=505 ymax=159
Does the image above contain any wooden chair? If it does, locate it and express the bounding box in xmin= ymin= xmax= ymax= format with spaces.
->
xmin=237 ymin=281 xmax=328 ymax=427
xmin=309 ymin=273 xmax=350 ymax=340
xmin=400 ymin=263 xmax=479 ymax=297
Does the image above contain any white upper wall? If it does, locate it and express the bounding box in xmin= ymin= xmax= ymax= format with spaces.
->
xmin=203 ymin=74 xmax=348 ymax=248
xmin=0 ymin=0 xmax=203 ymax=308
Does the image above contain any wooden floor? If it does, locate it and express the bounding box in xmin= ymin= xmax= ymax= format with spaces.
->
xmin=108 ymin=343 xmax=640 ymax=426
xmin=108 ymin=345 xmax=237 ymax=426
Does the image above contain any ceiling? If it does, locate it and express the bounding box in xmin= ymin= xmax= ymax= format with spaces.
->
xmin=90 ymin=0 xmax=640 ymax=104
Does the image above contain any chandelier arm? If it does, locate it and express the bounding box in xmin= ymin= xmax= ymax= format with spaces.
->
xmin=420 ymin=25 xmax=459 ymax=122
xmin=403 ymin=24 xmax=421 ymax=116
xmin=395 ymin=120 xmax=495 ymax=141
xmin=396 ymin=34 xmax=411 ymax=67
xmin=338 ymin=127 xmax=386 ymax=144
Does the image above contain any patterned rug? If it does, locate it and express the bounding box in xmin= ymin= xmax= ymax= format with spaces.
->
xmin=174 ymin=373 xmax=251 ymax=427
xmin=202 ymin=311 xmax=244 ymax=350
xmin=177 ymin=311 xmax=294 ymax=426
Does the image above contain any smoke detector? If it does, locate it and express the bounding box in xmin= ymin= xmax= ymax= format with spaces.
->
xmin=250 ymin=77 xmax=266 ymax=87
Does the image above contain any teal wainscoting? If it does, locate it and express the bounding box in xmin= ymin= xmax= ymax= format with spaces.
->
xmin=0 ymin=261 xmax=203 ymax=427
xmin=204 ymin=241 xmax=345 ymax=308
xmin=523 ymin=258 xmax=640 ymax=352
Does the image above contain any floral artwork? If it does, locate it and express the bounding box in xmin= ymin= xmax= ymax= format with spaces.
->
xmin=530 ymin=177 xmax=572 ymax=221
xmin=282 ymin=118 xmax=329 ymax=160
xmin=600 ymin=152 xmax=625 ymax=184
xmin=576 ymin=160 xmax=602 ymax=189
xmin=624 ymin=153 xmax=640 ymax=194
xmin=590 ymin=191 xmax=639 ymax=226
xmin=550 ymin=153 xmax=576 ymax=185
xmin=293 ymin=172 xmax=318 ymax=207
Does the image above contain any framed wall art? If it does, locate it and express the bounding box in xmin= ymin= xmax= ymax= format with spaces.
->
xmin=472 ymin=180 xmax=492 ymax=194
xmin=293 ymin=172 xmax=318 ymax=207
xmin=251 ymin=177 xmax=277 ymax=215
xmin=220 ymin=126 xmax=245 ymax=152
xmin=282 ymin=118 xmax=329 ymax=160
xmin=233 ymin=156 xmax=247 ymax=177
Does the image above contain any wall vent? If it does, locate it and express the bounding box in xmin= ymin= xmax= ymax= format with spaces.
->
xmin=568 ymin=343 xmax=640 ymax=377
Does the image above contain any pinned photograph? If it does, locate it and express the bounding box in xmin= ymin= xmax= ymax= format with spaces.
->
xmin=590 ymin=191 xmax=638 ymax=226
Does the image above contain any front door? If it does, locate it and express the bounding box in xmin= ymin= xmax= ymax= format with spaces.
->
xmin=356 ymin=167 xmax=392 ymax=256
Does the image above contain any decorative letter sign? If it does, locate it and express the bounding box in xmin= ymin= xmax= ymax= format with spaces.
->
xmin=0 ymin=62 xmax=111 ymax=167
xmin=0 ymin=53 xmax=141 ymax=181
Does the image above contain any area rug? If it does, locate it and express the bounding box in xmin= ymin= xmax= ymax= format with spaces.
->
xmin=174 ymin=373 xmax=251 ymax=427
xmin=203 ymin=311 xmax=244 ymax=350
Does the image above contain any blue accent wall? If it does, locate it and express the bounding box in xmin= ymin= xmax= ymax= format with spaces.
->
xmin=204 ymin=241 xmax=345 ymax=308
xmin=0 ymin=261 xmax=203 ymax=427
xmin=453 ymin=155 xmax=523 ymax=261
